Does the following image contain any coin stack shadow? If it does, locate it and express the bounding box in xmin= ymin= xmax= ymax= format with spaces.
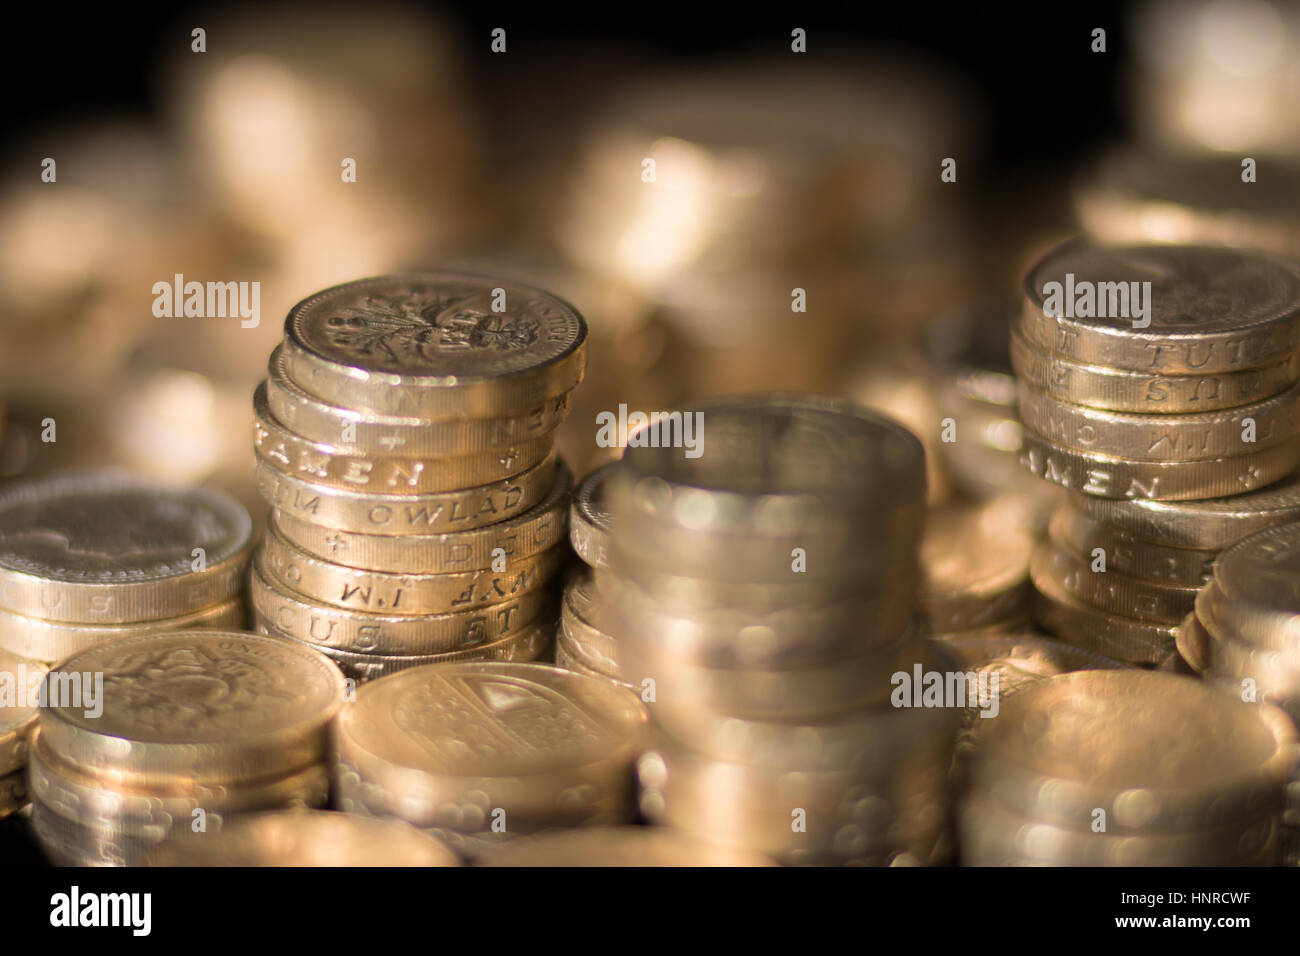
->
xmin=555 ymin=463 xmax=632 ymax=688
xmin=1013 ymin=241 xmax=1300 ymax=665
xmin=27 ymin=632 xmax=344 ymax=866
xmin=0 ymin=473 xmax=252 ymax=668
xmin=248 ymin=275 xmax=588 ymax=682
xmin=961 ymin=670 xmax=1295 ymax=865
xmin=601 ymin=396 xmax=959 ymax=865
xmin=1179 ymin=521 xmax=1300 ymax=865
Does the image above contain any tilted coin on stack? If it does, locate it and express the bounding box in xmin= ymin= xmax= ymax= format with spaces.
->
xmin=1179 ymin=521 xmax=1300 ymax=864
xmin=250 ymin=274 xmax=586 ymax=681
xmin=145 ymin=810 xmax=459 ymax=866
xmin=961 ymin=670 xmax=1296 ymax=866
xmin=599 ymin=395 xmax=959 ymax=865
xmin=333 ymin=661 xmax=647 ymax=860
xmin=0 ymin=472 xmax=252 ymax=664
xmin=28 ymin=631 xmax=345 ymax=866
xmin=1013 ymin=241 xmax=1300 ymax=664
xmin=0 ymin=649 xmax=45 ymax=818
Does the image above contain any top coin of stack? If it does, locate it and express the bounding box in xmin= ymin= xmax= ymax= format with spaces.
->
xmin=0 ymin=471 xmax=252 ymax=665
xmin=250 ymin=274 xmax=586 ymax=681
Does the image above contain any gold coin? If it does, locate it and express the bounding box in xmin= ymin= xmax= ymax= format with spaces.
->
xmin=0 ymin=649 xmax=44 ymax=775
xmin=36 ymin=630 xmax=345 ymax=784
xmin=1048 ymin=506 xmax=1214 ymax=586
xmin=921 ymin=502 xmax=1033 ymax=631
xmin=0 ymin=768 xmax=24 ymax=818
xmin=1038 ymin=541 xmax=1198 ymax=626
xmin=476 ymin=826 xmax=775 ymax=866
xmin=145 ymin=809 xmax=461 ymax=866
xmin=271 ymin=461 xmax=573 ymax=573
xmin=1174 ymin=612 xmax=1210 ymax=676
xmin=569 ymin=462 xmax=613 ymax=569
xmin=1207 ymin=521 xmax=1300 ymax=651
xmin=0 ymin=471 xmax=252 ymax=624
xmin=554 ymin=635 xmax=629 ymax=689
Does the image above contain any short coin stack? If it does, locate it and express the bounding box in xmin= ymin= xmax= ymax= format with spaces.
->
xmin=28 ymin=631 xmax=344 ymax=866
xmin=0 ymin=650 xmax=44 ymax=818
xmin=602 ymin=396 xmax=958 ymax=865
xmin=961 ymin=670 xmax=1295 ymax=866
xmin=1179 ymin=521 xmax=1300 ymax=865
xmin=556 ymin=463 xmax=631 ymax=688
xmin=0 ymin=472 xmax=251 ymax=665
xmin=250 ymin=274 xmax=586 ymax=681
xmin=333 ymin=661 xmax=647 ymax=860
xmin=1013 ymin=241 xmax=1300 ymax=664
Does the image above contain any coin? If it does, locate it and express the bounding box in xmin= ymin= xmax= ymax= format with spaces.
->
xmin=1203 ymin=523 xmax=1300 ymax=651
xmin=1048 ymin=506 xmax=1215 ymax=586
xmin=0 ymin=768 xmax=24 ymax=818
xmin=1038 ymin=541 xmax=1199 ymax=626
xmin=1021 ymin=241 xmax=1300 ymax=373
xmin=475 ymin=826 xmax=775 ymax=866
xmin=554 ymin=636 xmax=628 ymax=688
xmin=271 ymin=461 xmax=573 ymax=573
xmin=1019 ymin=427 xmax=1300 ymax=500
xmin=569 ymin=463 xmax=613 ymax=569
xmin=265 ymin=347 xmax=575 ymax=455
xmin=253 ymin=384 xmax=555 ymax=494
xmin=1174 ymin=612 xmax=1210 ymax=676
xmin=969 ymin=670 xmax=1296 ymax=831
xmin=0 ymin=471 xmax=252 ymax=624
xmin=260 ymin=519 xmax=563 ymax=616
xmin=334 ymin=662 xmax=647 ymax=831
xmin=280 ymin=273 xmax=588 ymax=419
xmin=254 ymin=452 xmax=556 ymax=534
xmin=1017 ymin=378 xmax=1300 ymax=462
xmin=146 ymin=810 xmax=461 ymax=866
xmin=935 ymin=633 xmax=1129 ymax=701
xmin=559 ymin=578 xmax=618 ymax=667
xmin=921 ymin=502 xmax=1033 ymax=631
xmin=250 ymin=557 xmax=551 ymax=655
xmin=0 ymin=596 xmax=245 ymax=664
xmin=36 ymin=631 xmax=346 ymax=783
xmin=1076 ymin=469 xmax=1300 ymax=550
xmin=0 ymin=649 xmax=43 ymax=775
xmin=1010 ymin=327 xmax=1300 ymax=414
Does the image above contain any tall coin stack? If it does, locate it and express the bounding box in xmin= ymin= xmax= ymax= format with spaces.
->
xmin=333 ymin=661 xmax=647 ymax=860
xmin=602 ymin=396 xmax=959 ymax=865
xmin=0 ymin=472 xmax=251 ymax=666
xmin=1013 ymin=241 xmax=1300 ymax=664
xmin=556 ymin=463 xmax=631 ymax=688
xmin=249 ymin=274 xmax=585 ymax=682
xmin=1179 ymin=521 xmax=1300 ymax=865
xmin=28 ymin=631 xmax=344 ymax=866
xmin=961 ymin=670 xmax=1295 ymax=865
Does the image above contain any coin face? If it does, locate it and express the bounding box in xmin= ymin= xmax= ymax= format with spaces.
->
xmin=1213 ymin=521 xmax=1300 ymax=616
xmin=0 ymin=472 xmax=252 ymax=622
xmin=285 ymin=273 xmax=586 ymax=381
xmin=339 ymin=662 xmax=646 ymax=779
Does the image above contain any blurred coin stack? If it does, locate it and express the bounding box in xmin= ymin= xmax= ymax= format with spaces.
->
xmin=962 ymin=670 xmax=1295 ymax=866
xmin=0 ymin=472 xmax=251 ymax=665
xmin=601 ymin=396 xmax=959 ymax=865
xmin=556 ymin=463 xmax=631 ymax=688
xmin=28 ymin=631 xmax=343 ymax=866
xmin=1179 ymin=521 xmax=1300 ymax=865
xmin=333 ymin=661 xmax=647 ymax=860
xmin=1013 ymin=241 xmax=1300 ymax=664
xmin=250 ymin=274 xmax=585 ymax=682
xmin=0 ymin=650 xmax=44 ymax=818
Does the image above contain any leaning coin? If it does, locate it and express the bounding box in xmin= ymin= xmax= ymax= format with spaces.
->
xmin=1017 ymin=378 xmax=1300 ymax=462
xmin=1175 ymin=613 xmax=1210 ymax=675
xmin=1021 ymin=241 xmax=1300 ymax=373
xmin=271 ymin=461 xmax=573 ymax=573
xmin=569 ymin=463 xmax=614 ymax=569
xmin=0 ymin=597 xmax=245 ymax=665
xmin=1038 ymin=542 xmax=1198 ymax=626
xmin=145 ymin=810 xmax=461 ymax=866
xmin=36 ymin=630 xmax=346 ymax=784
xmin=1048 ymin=506 xmax=1215 ymax=586
xmin=280 ymin=272 xmax=588 ymax=420
xmin=921 ymin=501 xmax=1033 ymax=632
xmin=1205 ymin=521 xmax=1300 ymax=651
xmin=265 ymin=347 xmax=574 ymax=455
xmin=0 ymin=650 xmax=43 ymax=775
xmin=0 ymin=471 xmax=252 ymax=624
xmin=1195 ymin=605 xmax=1300 ymax=714
xmin=250 ymin=557 xmax=551 ymax=655
xmin=261 ymin=520 xmax=564 ymax=616
xmin=1019 ymin=427 xmax=1300 ymax=500
xmin=253 ymin=384 xmax=555 ymax=494
xmin=476 ymin=826 xmax=775 ymax=866
xmin=1010 ymin=327 xmax=1300 ymax=414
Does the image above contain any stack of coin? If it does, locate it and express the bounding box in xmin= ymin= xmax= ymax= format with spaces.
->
xmin=146 ymin=810 xmax=459 ymax=867
xmin=555 ymin=463 xmax=630 ymax=688
xmin=1013 ymin=241 xmax=1300 ymax=663
xmin=28 ymin=631 xmax=345 ymax=866
xmin=601 ymin=396 xmax=959 ymax=865
xmin=1179 ymin=520 xmax=1300 ymax=864
xmin=333 ymin=661 xmax=647 ymax=860
xmin=0 ymin=650 xmax=44 ymax=818
xmin=0 ymin=472 xmax=251 ymax=665
xmin=1038 ymin=474 xmax=1300 ymax=665
xmin=961 ymin=670 xmax=1295 ymax=866
xmin=250 ymin=274 xmax=585 ymax=682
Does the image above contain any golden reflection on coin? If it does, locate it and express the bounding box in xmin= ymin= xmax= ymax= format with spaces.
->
xmin=476 ymin=826 xmax=775 ymax=866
